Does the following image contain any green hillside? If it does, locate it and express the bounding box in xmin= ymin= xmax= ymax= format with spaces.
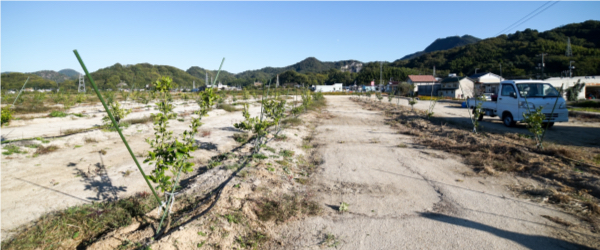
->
xmin=393 ymin=20 xmax=600 ymax=78
xmin=31 ymin=70 xmax=72 ymax=83
xmin=89 ymin=63 xmax=203 ymax=90
xmin=1 ymin=73 xmax=58 ymax=90
xmin=400 ymin=35 xmax=481 ymax=60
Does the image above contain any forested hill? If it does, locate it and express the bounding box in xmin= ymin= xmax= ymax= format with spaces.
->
xmin=31 ymin=70 xmax=73 ymax=83
xmin=235 ymin=57 xmax=362 ymax=80
xmin=186 ymin=66 xmax=237 ymax=86
xmin=58 ymin=69 xmax=81 ymax=78
xmin=400 ymin=35 xmax=481 ymax=60
xmin=87 ymin=63 xmax=203 ymax=90
xmin=393 ymin=20 xmax=600 ymax=78
xmin=1 ymin=72 xmax=58 ymax=90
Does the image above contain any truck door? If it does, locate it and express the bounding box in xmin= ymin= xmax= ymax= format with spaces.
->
xmin=497 ymin=84 xmax=520 ymax=121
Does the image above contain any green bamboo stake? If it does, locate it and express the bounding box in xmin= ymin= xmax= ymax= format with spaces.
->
xmin=12 ymin=77 xmax=30 ymax=108
xmin=73 ymin=50 xmax=161 ymax=205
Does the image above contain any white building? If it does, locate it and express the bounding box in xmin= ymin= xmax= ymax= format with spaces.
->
xmin=469 ymin=72 xmax=504 ymax=94
xmin=438 ymin=76 xmax=475 ymax=99
xmin=543 ymin=76 xmax=600 ymax=100
xmin=313 ymin=83 xmax=343 ymax=92
xmin=407 ymin=75 xmax=436 ymax=94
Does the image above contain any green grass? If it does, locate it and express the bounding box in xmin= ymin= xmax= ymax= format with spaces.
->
xmin=49 ymin=111 xmax=67 ymax=118
xmin=71 ymin=113 xmax=86 ymax=118
xmin=252 ymin=153 xmax=268 ymax=160
xmin=208 ymin=161 xmax=222 ymax=169
xmin=569 ymin=100 xmax=600 ymax=108
xmin=569 ymin=107 xmax=600 ymax=113
xmin=2 ymin=145 xmax=25 ymax=155
xmin=1 ymin=192 xmax=158 ymax=249
xmin=35 ymin=137 xmax=50 ymax=144
xmin=279 ymin=149 xmax=295 ymax=158
xmin=261 ymin=145 xmax=276 ymax=153
xmin=233 ymin=133 xmax=249 ymax=143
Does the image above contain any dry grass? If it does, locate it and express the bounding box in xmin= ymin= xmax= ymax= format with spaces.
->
xmin=200 ymin=130 xmax=211 ymax=137
xmin=123 ymin=115 xmax=154 ymax=125
xmin=35 ymin=145 xmax=59 ymax=155
xmin=254 ymin=193 xmax=321 ymax=224
xmin=62 ymin=128 xmax=89 ymax=136
xmin=1 ymin=192 xmax=158 ymax=249
xmin=84 ymin=137 xmax=98 ymax=143
xmin=354 ymin=98 xmax=600 ymax=213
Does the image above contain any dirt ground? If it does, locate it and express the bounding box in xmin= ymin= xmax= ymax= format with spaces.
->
xmin=3 ymin=95 xmax=599 ymax=249
xmin=274 ymin=96 xmax=599 ymax=249
xmin=385 ymin=97 xmax=600 ymax=148
xmin=0 ymin=99 xmax=264 ymax=241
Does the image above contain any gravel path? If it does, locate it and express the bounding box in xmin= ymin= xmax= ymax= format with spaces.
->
xmin=275 ymin=96 xmax=597 ymax=249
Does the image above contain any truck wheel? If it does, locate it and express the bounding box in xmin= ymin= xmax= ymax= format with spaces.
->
xmin=503 ymin=113 xmax=515 ymax=127
xmin=542 ymin=122 xmax=555 ymax=128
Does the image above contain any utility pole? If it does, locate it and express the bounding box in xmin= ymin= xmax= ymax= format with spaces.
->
xmin=569 ymin=61 xmax=575 ymax=78
xmin=536 ymin=53 xmax=548 ymax=78
xmin=379 ymin=61 xmax=383 ymax=91
xmin=499 ymin=63 xmax=502 ymax=78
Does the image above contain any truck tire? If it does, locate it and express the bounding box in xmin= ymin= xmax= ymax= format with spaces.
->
xmin=503 ymin=113 xmax=516 ymax=127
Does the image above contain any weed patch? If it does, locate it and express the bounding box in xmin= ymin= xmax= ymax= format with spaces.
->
xmin=254 ymin=194 xmax=321 ymax=224
xmin=2 ymin=145 xmax=25 ymax=155
xmin=35 ymin=145 xmax=59 ymax=155
xmin=1 ymin=193 xmax=158 ymax=249
xmin=49 ymin=111 xmax=67 ymax=118
xmin=233 ymin=133 xmax=249 ymax=143
xmin=281 ymin=117 xmax=302 ymax=126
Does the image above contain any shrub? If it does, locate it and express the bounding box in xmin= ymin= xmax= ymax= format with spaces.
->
xmin=1 ymin=107 xmax=14 ymax=126
xmin=49 ymin=111 xmax=67 ymax=117
xmin=233 ymin=133 xmax=249 ymax=143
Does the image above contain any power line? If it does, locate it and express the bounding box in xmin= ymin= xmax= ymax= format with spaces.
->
xmin=495 ymin=1 xmax=551 ymax=36
xmin=495 ymin=1 xmax=558 ymax=36
xmin=509 ymin=1 xmax=559 ymax=33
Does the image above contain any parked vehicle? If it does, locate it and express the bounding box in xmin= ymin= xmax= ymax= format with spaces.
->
xmin=467 ymin=80 xmax=568 ymax=127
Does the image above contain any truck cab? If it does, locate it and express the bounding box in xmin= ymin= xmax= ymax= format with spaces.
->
xmin=474 ymin=80 xmax=568 ymax=127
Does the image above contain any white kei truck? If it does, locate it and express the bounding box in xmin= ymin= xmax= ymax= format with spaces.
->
xmin=467 ymin=80 xmax=569 ymax=127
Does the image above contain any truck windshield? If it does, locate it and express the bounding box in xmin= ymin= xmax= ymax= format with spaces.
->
xmin=516 ymin=83 xmax=560 ymax=98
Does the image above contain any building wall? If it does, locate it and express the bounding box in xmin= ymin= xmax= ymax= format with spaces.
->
xmin=417 ymin=84 xmax=441 ymax=96
xmin=543 ymin=76 xmax=600 ymax=100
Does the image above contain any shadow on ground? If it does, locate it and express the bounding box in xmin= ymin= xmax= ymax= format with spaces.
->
xmin=420 ymin=212 xmax=596 ymax=250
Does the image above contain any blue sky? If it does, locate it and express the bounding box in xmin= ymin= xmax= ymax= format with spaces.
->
xmin=2 ymin=1 xmax=599 ymax=74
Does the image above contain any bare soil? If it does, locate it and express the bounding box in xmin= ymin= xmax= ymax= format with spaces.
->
xmin=273 ymin=96 xmax=599 ymax=249
xmin=3 ymin=95 xmax=600 ymax=249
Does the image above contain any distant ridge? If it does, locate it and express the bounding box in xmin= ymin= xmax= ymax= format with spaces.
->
xmin=58 ymin=69 xmax=81 ymax=78
xmin=400 ymin=35 xmax=481 ymax=60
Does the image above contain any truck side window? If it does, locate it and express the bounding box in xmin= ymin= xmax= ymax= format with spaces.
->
xmin=501 ymin=85 xmax=516 ymax=96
